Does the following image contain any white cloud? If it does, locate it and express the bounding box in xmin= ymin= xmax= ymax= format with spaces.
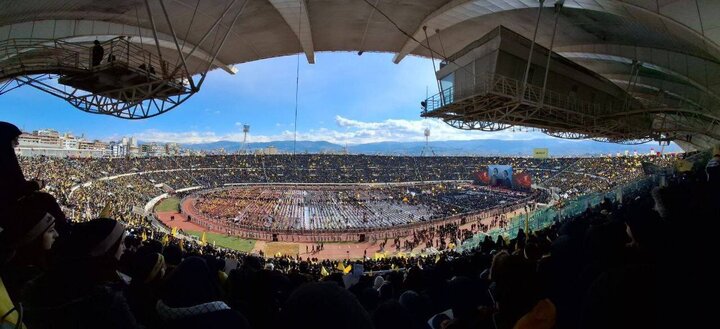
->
xmin=129 ymin=117 xmax=550 ymax=144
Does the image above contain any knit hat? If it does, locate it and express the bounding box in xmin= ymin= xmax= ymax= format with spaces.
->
xmin=130 ymin=252 xmax=165 ymax=284
xmin=0 ymin=121 xmax=21 ymax=143
xmin=0 ymin=192 xmax=62 ymax=249
xmin=65 ymin=218 xmax=126 ymax=259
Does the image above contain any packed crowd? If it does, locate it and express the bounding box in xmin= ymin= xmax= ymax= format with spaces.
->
xmin=2 ymin=120 xmax=715 ymax=329
xmin=191 ymin=184 xmax=527 ymax=231
xmin=15 ymin=153 xmax=675 ymax=229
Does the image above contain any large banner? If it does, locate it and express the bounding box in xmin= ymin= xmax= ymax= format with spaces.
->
xmin=533 ymin=148 xmax=549 ymax=159
xmin=513 ymin=172 xmax=533 ymax=190
xmin=489 ymin=165 xmax=513 ymax=188
xmin=473 ymin=170 xmax=490 ymax=185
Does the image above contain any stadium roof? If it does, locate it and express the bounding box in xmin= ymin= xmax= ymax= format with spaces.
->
xmin=1 ymin=0 xmax=719 ymax=150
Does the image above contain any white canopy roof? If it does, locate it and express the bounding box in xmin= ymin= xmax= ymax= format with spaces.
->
xmin=1 ymin=0 xmax=719 ymax=149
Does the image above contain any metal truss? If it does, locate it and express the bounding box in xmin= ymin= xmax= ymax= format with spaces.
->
xmin=0 ymin=0 xmax=246 ymax=119
xmin=421 ymin=71 xmax=720 ymax=144
xmin=542 ymin=131 xmax=589 ymax=139
xmin=422 ymin=73 xmax=650 ymax=141
xmin=591 ymin=137 xmax=654 ymax=145
xmin=12 ymin=73 xmax=193 ymax=119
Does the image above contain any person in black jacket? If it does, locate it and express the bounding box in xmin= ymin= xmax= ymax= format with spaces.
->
xmin=0 ymin=122 xmax=42 ymax=210
xmin=21 ymin=218 xmax=139 ymax=329
xmin=91 ymin=40 xmax=104 ymax=67
xmin=156 ymin=256 xmax=249 ymax=329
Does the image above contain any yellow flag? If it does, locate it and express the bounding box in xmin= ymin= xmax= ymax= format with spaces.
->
xmin=320 ymin=266 xmax=330 ymax=277
xmin=0 ymin=278 xmax=23 ymax=327
xmin=141 ymin=231 xmax=147 ymax=242
xmin=161 ymin=235 xmax=169 ymax=246
xmin=200 ymin=232 xmax=207 ymax=245
xmin=99 ymin=202 xmax=112 ymax=218
xmin=343 ymin=264 xmax=352 ymax=274
xmin=435 ymin=254 xmax=441 ymax=263
xmin=674 ymin=159 xmax=693 ymax=172
xmin=171 ymin=227 xmax=178 ymax=237
xmin=336 ymin=261 xmax=345 ymax=272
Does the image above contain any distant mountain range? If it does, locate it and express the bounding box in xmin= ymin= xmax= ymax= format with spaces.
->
xmin=179 ymin=139 xmax=681 ymax=156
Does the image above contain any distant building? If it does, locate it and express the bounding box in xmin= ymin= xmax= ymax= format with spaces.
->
xmin=255 ymin=146 xmax=278 ymax=155
xmin=140 ymin=142 xmax=168 ymax=156
xmin=110 ymin=141 xmax=127 ymax=157
xmin=165 ymin=142 xmax=180 ymax=155
xmin=16 ymin=129 xmax=106 ymax=157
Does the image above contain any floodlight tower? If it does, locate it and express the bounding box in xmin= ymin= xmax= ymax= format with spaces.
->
xmin=421 ymin=128 xmax=435 ymax=156
xmin=242 ymin=125 xmax=250 ymax=154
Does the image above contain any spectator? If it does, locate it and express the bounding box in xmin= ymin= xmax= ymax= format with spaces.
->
xmin=0 ymin=121 xmax=41 ymax=209
xmin=0 ymin=192 xmax=62 ymax=301
xmin=156 ymin=256 xmax=248 ymax=329
xmin=126 ymin=252 xmax=166 ymax=329
xmin=92 ymin=40 xmax=104 ymax=67
xmin=277 ymin=282 xmax=373 ymax=329
xmin=22 ymin=218 xmax=137 ymax=329
xmin=706 ymin=153 xmax=720 ymax=185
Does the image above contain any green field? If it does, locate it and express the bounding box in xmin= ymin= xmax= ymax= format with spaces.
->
xmin=186 ymin=230 xmax=256 ymax=253
xmin=155 ymin=197 xmax=180 ymax=212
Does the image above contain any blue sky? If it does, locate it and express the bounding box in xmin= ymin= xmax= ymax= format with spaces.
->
xmin=0 ymin=52 xmax=673 ymax=149
xmin=0 ymin=52 xmax=553 ymax=144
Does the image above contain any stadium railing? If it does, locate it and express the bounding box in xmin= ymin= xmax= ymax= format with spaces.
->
xmin=458 ymin=173 xmax=662 ymax=251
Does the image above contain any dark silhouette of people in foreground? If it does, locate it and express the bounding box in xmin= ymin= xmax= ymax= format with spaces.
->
xmin=0 ymin=122 xmax=42 ymax=210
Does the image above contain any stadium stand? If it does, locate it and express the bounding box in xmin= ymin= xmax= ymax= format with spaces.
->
xmin=2 ymin=122 xmax=714 ymax=329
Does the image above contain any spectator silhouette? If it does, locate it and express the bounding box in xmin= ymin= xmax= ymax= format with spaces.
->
xmin=157 ymin=256 xmax=249 ymax=329
xmin=22 ymin=218 xmax=138 ymax=329
xmin=91 ymin=40 xmax=104 ymax=67
xmin=0 ymin=122 xmax=41 ymax=210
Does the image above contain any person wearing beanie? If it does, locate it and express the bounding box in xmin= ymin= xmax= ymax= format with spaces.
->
xmin=156 ymin=256 xmax=249 ymax=329
xmin=0 ymin=122 xmax=42 ymax=210
xmin=277 ymin=282 xmax=373 ymax=329
xmin=0 ymin=192 xmax=62 ymax=302
xmin=126 ymin=252 xmax=165 ymax=329
xmin=21 ymin=218 xmax=140 ymax=329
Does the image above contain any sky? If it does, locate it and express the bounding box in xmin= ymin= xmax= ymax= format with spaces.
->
xmin=0 ymin=52 xmax=557 ymax=145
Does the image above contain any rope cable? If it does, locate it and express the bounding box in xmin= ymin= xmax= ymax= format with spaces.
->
xmin=293 ymin=0 xmax=302 ymax=156
xmin=423 ymin=26 xmax=443 ymax=104
xmin=135 ymin=6 xmax=144 ymax=48
xmin=181 ymin=0 xmax=201 ymax=50
xmin=436 ymin=28 xmax=448 ymax=59
xmin=360 ymin=0 xmax=472 ymax=78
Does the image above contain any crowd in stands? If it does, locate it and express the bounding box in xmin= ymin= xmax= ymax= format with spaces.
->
xmin=2 ymin=120 xmax=714 ymax=329
xmin=191 ymin=184 xmax=527 ymax=231
xmin=14 ymin=152 xmax=675 ymax=229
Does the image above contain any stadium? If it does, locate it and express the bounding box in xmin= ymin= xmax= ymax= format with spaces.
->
xmin=1 ymin=1 xmax=718 ymax=329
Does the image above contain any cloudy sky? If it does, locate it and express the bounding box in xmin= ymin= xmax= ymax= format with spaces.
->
xmin=1 ymin=51 xmax=554 ymax=144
